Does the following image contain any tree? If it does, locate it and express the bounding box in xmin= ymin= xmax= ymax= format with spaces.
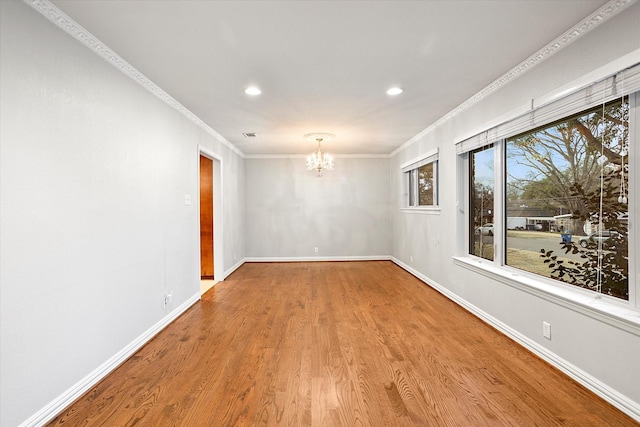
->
xmin=534 ymin=97 xmax=630 ymax=300
xmin=471 ymin=182 xmax=494 ymax=260
xmin=539 ymin=164 xmax=629 ymax=299
xmin=507 ymin=99 xmax=628 ymax=219
xmin=519 ymin=175 xmax=568 ymax=211
xmin=418 ymin=163 xmax=434 ymax=206
xmin=472 ymin=182 xmax=494 ymax=228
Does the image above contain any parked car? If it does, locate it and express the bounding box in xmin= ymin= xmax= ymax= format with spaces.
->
xmin=578 ymin=230 xmax=621 ymax=249
xmin=475 ymin=223 xmax=494 ymax=236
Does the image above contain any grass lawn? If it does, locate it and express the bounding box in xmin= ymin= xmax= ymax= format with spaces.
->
xmin=506 ymin=247 xmax=576 ymax=277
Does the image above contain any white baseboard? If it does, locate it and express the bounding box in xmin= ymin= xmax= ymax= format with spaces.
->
xmin=220 ymin=258 xmax=246 ymax=280
xmin=20 ymin=293 xmax=201 ymax=427
xmin=244 ymin=255 xmax=392 ymax=262
xmin=389 ymin=257 xmax=640 ymax=422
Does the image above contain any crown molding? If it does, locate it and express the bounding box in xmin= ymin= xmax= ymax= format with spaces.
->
xmin=390 ymin=0 xmax=637 ymax=157
xmin=24 ymin=0 xmax=635 ymax=160
xmin=25 ymin=0 xmax=246 ymax=159
xmin=244 ymin=153 xmax=390 ymax=159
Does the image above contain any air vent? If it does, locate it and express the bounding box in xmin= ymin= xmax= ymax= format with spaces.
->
xmin=242 ymin=132 xmax=257 ymax=138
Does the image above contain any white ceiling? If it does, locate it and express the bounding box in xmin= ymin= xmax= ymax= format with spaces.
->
xmin=50 ymin=0 xmax=609 ymax=156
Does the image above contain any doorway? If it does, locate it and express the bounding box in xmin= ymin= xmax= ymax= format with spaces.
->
xmin=198 ymin=148 xmax=223 ymax=295
xmin=199 ymin=155 xmax=214 ymax=280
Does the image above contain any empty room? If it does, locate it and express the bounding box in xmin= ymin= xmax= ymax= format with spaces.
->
xmin=1 ymin=0 xmax=639 ymax=426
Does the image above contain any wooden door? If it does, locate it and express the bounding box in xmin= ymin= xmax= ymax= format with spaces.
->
xmin=200 ymin=155 xmax=214 ymax=279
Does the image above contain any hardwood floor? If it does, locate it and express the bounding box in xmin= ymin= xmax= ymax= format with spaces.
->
xmin=48 ymin=261 xmax=637 ymax=426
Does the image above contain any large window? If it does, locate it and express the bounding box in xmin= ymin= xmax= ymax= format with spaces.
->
xmin=402 ymin=149 xmax=439 ymax=209
xmin=457 ymin=65 xmax=638 ymax=307
xmin=505 ymin=98 xmax=629 ymax=299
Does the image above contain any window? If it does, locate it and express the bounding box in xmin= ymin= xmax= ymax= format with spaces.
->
xmin=402 ymin=149 xmax=439 ymax=209
xmin=505 ymin=98 xmax=629 ymax=300
xmin=456 ymin=64 xmax=639 ymax=310
xmin=470 ymin=145 xmax=494 ymax=261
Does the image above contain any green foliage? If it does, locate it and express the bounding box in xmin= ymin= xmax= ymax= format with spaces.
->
xmin=507 ymin=98 xmax=628 ymax=216
xmin=539 ymin=164 xmax=629 ymax=300
xmin=520 ymin=175 xmax=567 ymax=211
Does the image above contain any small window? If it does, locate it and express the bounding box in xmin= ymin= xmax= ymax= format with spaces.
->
xmin=418 ymin=162 xmax=435 ymax=205
xmin=470 ymin=144 xmax=494 ymax=261
xmin=402 ymin=149 xmax=439 ymax=208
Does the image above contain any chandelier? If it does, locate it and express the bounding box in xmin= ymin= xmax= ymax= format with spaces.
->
xmin=305 ymin=133 xmax=334 ymax=177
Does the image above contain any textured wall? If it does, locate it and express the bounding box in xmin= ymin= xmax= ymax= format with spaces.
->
xmin=246 ymin=157 xmax=390 ymax=258
xmin=0 ymin=2 xmax=245 ymax=425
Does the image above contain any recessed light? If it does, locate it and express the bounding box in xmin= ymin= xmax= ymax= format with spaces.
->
xmin=245 ymin=86 xmax=262 ymax=96
xmin=387 ymin=87 xmax=403 ymax=96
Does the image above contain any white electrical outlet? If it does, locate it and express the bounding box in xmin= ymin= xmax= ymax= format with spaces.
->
xmin=543 ymin=321 xmax=551 ymax=339
xmin=410 ymin=255 xmax=413 ymax=262
xmin=314 ymin=247 xmax=319 ymax=253
xmin=164 ymin=291 xmax=173 ymax=307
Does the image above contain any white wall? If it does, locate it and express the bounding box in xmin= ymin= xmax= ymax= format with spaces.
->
xmin=3 ymin=0 xmax=639 ymax=424
xmin=391 ymin=1 xmax=640 ymax=418
xmin=0 ymin=2 xmax=245 ymax=426
xmin=245 ymin=157 xmax=390 ymax=258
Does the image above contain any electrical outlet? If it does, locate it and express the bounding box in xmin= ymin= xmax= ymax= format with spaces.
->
xmin=410 ymin=255 xmax=413 ymax=262
xmin=164 ymin=291 xmax=173 ymax=307
xmin=314 ymin=247 xmax=319 ymax=253
xmin=543 ymin=321 xmax=551 ymax=340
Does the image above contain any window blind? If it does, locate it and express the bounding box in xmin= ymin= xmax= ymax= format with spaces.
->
xmin=456 ymin=62 xmax=640 ymax=155
xmin=401 ymin=148 xmax=439 ymax=172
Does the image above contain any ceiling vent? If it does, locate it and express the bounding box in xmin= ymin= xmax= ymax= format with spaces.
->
xmin=242 ymin=132 xmax=257 ymax=138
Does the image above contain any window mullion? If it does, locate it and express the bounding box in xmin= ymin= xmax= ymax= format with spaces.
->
xmin=458 ymin=154 xmax=470 ymax=256
xmin=494 ymin=140 xmax=506 ymax=266
xmin=630 ymin=92 xmax=639 ymax=309
xmin=434 ymin=161 xmax=439 ymax=205
xmin=413 ymin=169 xmax=420 ymax=207
xmin=403 ymin=171 xmax=412 ymax=207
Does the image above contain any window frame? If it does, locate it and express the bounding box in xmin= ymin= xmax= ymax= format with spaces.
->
xmin=454 ymin=67 xmax=640 ymax=328
xmin=468 ymin=143 xmax=496 ymax=261
xmin=401 ymin=148 xmax=440 ymax=213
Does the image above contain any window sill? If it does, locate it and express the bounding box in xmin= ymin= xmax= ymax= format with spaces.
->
xmin=452 ymin=255 xmax=640 ymax=336
xmin=400 ymin=207 xmax=441 ymax=215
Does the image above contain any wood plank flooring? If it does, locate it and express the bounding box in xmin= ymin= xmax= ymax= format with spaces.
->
xmin=48 ymin=261 xmax=638 ymax=426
